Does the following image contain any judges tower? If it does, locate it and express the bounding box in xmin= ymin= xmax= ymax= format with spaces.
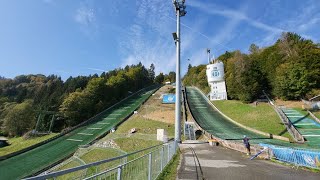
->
xmin=206 ymin=49 xmax=227 ymax=100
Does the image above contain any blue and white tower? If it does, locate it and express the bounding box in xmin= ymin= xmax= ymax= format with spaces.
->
xmin=206 ymin=49 xmax=227 ymax=100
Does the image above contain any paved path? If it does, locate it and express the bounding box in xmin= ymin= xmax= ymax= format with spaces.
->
xmin=177 ymin=142 xmax=320 ymax=180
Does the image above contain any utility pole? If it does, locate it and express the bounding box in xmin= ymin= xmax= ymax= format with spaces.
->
xmin=172 ymin=0 xmax=186 ymax=144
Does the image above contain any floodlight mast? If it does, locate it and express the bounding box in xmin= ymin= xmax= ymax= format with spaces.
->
xmin=173 ymin=0 xmax=186 ymax=144
xmin=207 ymin=48 xmax=211 ymax=64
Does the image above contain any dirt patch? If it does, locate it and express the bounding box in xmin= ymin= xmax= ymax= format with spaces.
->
xmin=275 ymin=99 xmax=304 ymax=109
xmin=138 ymin=85 xmax=175 ymax=124
xmin=143 ymin=110 xmax=175 ymax=124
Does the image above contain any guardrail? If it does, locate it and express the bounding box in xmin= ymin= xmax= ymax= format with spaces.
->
xmin=24 ymin=140 xmax=176 ymax=180
xmin=275 ymin=107 xmax=305 ymax=143
xmin=308 ymin=110 xmax=320 ymax=124
xmin=262 ymin=91 xmax=304 ymax=143
xmin=260 ymin=143 xmax=320 ymax=169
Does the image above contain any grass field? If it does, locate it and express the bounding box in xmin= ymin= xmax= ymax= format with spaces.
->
xmin=212 ymin=100 xmax=291 ymax=139
xmin=115 ymin=116 xmax=175 ymax=137
xmin=156 ymin=150 xmax=180 ymax=180
xmin=0 ymin=133 xmax=58 ymax=156
xmin=314 ymin=111 xmax=320 ymax=119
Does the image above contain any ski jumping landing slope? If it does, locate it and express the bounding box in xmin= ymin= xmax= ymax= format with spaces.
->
xmin=0 ymin=86 xmax=158 ymax=180
xmin=186 ymin=87 xmax=290 ymax=146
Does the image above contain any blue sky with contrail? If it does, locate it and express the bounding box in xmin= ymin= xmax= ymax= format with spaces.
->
xmin=0 ymin=0 xmax=319 ymax=80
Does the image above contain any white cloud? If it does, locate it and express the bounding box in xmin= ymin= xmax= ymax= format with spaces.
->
xmin=298 ymin=18 xmax=320 ymax=32
xmin=74 ymin=6 xmax=96 ymax=26
xmin=119 ymin=0 xmax=176 ymax=75
xmin=188 ymin=0 xmax=283 ymax=34
xmin=255 ymin=0 xmax=320 ymax=47
xmin=87 ymin=68 xmax=107 ymax=72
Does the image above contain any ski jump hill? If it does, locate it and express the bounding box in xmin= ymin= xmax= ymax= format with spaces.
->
xmin=0 ymin=85 xmax=159 ymax=180
xmin=185 ymin=86 xmax=293 ymax=147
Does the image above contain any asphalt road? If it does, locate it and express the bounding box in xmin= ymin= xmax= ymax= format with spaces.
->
xmin=178 ymin=142 xmax=320 ymax=180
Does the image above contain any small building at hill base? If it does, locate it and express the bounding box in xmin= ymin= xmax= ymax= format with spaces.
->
xmin=0 ymin=137 xmax=9 ymax=148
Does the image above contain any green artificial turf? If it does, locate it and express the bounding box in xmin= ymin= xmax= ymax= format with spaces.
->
xmin=0 ymin=86 xmax=159 ymax=180
xmin=0 ymin=133 xmax=58 ymax=157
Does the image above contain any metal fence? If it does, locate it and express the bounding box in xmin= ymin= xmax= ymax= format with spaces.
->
xmin=260 ymin=143 xmax=320 ymax=169
xmin=24 ymin=140 xmax=177 ymax=180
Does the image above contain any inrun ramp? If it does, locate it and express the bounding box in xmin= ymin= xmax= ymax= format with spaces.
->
xmin=281 ymin=108 xmax=320 ymax=148
xmin=0 ymin=86 xmax=158 ymax=179
xmin=186 ymin=87 xmax=290 ymax=146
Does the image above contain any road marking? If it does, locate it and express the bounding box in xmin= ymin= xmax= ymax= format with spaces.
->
xmin=287 ymin=116 xmax=304 ymax=118
xmin=97 ymin=122 xmax=110 ymax=125
xmin=77 ymin=133 xmax=94 ymax=136
xmin=124 ymin=107 xmax=131 ymax=109
xmin=195 ymin=107 xmax=207 ymax=109
xmin=67 ymin=139 xmax=83 ymax=142
xmin=88 ymin=127 xmax=103 ymax=130
xmin=285 ymin=112 xmax=300 ymax=115
xmin=294 ymin=123 xmax=315 ymax=126
xmin=104 ymin=117 xmax=116 ymax=120
xmin=302 ymin=135 xmax=320 ymax=137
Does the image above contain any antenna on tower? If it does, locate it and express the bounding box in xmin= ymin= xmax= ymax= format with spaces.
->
xmin=212 ymin=53 xmax=216 ymax=63
xmin=206 ymin=48 xmax=210 ymax=64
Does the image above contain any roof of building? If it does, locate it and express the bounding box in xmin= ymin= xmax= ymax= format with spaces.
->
xmin=0 ymin=136 xmax=9 ymax=141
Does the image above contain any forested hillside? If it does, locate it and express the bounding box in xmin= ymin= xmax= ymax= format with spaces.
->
xmin=183 ymin=32 xmax=320 ymax=102
xmin=0 ymin=63 xmax=156 ymax=137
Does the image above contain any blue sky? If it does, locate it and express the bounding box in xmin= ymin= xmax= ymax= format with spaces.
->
xmin=0 ymin=0 xmax=319 ymax=80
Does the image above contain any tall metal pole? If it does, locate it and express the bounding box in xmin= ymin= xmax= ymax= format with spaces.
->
xmin=175 ymin=8 xmax=181 ymax=143
xmin=173 ymin=0 xmax=186 ymax=144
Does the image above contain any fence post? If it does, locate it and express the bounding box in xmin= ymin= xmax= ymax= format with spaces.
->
xmin=117 ymin=165 xmax=122 ymax=180
xmin=293 ymin=151 xmax=300 ymax=168
xmin=160 ymin=146 xmax=164 ymax=171
xmin=168 ymin=144 xmax=170 ymax=164
xmin=148 ymin=153 xmax=152 ymax=180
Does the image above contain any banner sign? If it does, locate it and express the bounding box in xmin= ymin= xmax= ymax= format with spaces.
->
xmin=162 ymin=94 xmax=176 ymax=104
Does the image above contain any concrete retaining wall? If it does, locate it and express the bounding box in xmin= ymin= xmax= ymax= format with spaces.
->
xmin=308 ymin=110 xmax=320 ymax=124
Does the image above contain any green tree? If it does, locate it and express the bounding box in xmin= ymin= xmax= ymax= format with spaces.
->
xmin=3 ymin=100 xmax=36 ymax=136
xmin=59 ymin=91 xmax=94 ymax=126
xmin=274 ymin=62 xmax=314 ymax=100
xmin=148 ymin=63 xmax=155 ymax=82
xmin=155 ymin=73 xmax=165 ymax=84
